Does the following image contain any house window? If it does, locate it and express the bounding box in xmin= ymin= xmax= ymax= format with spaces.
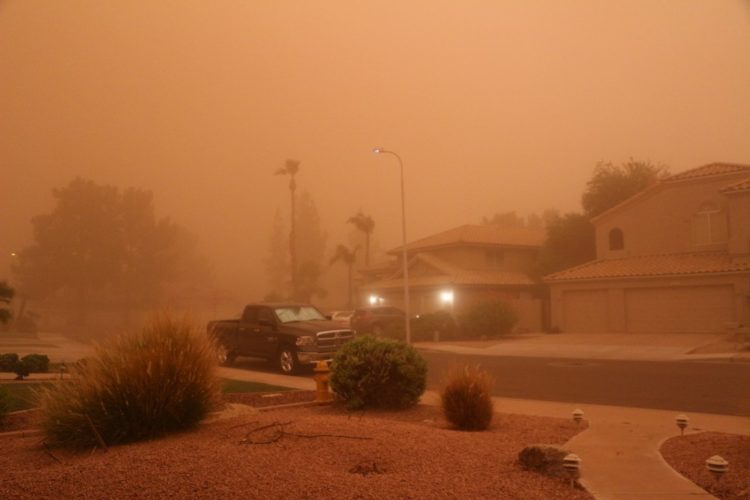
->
xmin=608 ymin=228 xmax=624 ymax=250
xmin=692 ymin=202 xmax=727 ymax=246
xmin=485 ymin=249 xmax=504 ymax=268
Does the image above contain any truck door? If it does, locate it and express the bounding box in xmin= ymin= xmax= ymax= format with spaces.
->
xmin=238 ymin=306 xmax=261 ymax=356
xmin=256 ymin=307 xmax=280 ymax=356
xmin=238 ymin=306 xmax=277 ymax=357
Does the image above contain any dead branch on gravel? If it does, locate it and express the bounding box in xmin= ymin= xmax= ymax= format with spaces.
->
xmin=226 ymin=420 xmax=260 ymax=431
xmin=239 ymin=421 xmax=372 ymax=445
xmin=290 ymin=432 xmax=373 ymax=440
xmin=41 ymin=442 xmax=63 ymax=464
xmin=239 ymin=421 xmax=292 ymax=445
xmin=84 ymin=413 xmax=108 ymax=452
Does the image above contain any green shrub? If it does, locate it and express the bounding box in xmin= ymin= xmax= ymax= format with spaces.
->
xmin=0 ymin=353 xmax=19 ymax=372
xmin=378 ymin=311 xmax=457 ymax=342
xmin=412 ymin=311 xmax=458 ymax=341
xmin=0 ymin=353 xmax=50 ymax=379
xmin=459 ymin=300 xmax=518 ymax=338
xmin=21 ymin=354 xmax=49 ymax=373
xmin=441 ymin=365 xmax=494 ymax=430
xmin=0 ymin=386 xmax=9 ymax=425
xmin=330 ymin=336 xmax=427 ymax=410
xmin=37 ymin=314 xmax=222 ymax=448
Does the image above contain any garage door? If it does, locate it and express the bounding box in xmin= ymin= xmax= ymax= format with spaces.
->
xmin=563 ymin=290 xmax=609 ymax=333
xmin=625 ymin=286 xmax=735 ymax=333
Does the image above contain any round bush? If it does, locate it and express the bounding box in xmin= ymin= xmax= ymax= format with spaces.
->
xmin=0 ymin=386 xmax=9 ymax=425
xmin=37 ymin=314 xmax=222 ymax=448
xmin=0 ymin=353 xmax=19 ymax=372
xmin=330 ymin=336 xmax=427 ymax=410
xmin=412 ymin=311 xmax=458 ymax=341
xmin=441 ymin=365 xmax=494 ymax=430
xmin=21 ymin=353 xmax=49 ymax=373
xmin=459 ymin=300 xmax=518 ymax=338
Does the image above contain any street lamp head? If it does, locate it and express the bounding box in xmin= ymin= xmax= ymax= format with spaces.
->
xmin=372 ymin=147 xmax=382 ymax=154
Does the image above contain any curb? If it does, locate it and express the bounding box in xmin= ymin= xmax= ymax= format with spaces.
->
xmin=0 ymin=428 xmax=43 ymax=440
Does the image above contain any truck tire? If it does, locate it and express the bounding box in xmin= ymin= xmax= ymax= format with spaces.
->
xmin=277 ymin=347 xmax=299 ymax=375
xmin=217 ymin=344 xmax=237 ymax=366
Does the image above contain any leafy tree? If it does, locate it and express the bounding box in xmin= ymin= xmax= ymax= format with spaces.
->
xmin=347 ymin=210 xmax=375 ymax=266
xmin=482 ymin=211 xmax=526 ymax=228
xmin=295 ymin=261 xmax=327 ymax=303
xmin=535 ymin=212 xmax=596 ymax=277
xmin=0 ymin=281 xmax=14 ymax=324
xmin=292 ymin=191 xmax=327 ymax=301
xmin=264 ymin=209 xmax=288 ymax=298
xmin=274 ymin=159 xmax=300 ymax=297
xmin=13 ymin=178 xmax=206 ymax=328
xmin=581 ymin=159 xmax=668 ymax=217
xmin=329 ymin=244 xmax=359 ymax=308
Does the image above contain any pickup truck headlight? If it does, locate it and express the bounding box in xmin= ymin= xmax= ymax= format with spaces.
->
xmin=295 ymin=336 xmax=315 ymax=347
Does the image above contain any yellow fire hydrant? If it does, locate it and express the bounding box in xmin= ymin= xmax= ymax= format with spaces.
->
xmin=313 ymin=361 xmax=333 ymax=404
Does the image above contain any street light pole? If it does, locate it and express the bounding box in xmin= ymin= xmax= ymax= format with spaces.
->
xmin=373 ymin=148 xmax=411 ymax=344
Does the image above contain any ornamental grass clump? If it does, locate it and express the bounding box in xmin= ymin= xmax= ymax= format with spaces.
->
xmin=330 ymin=336 xmax=427 ymax=410
xmin=37 ymin=314 xmax=222 ymax=448
xmin=441 ymin=365 xmax=494 ymax=431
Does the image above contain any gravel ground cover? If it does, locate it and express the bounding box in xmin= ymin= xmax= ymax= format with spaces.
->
xmin=0 ymin=401 xmax=591 ymax=499
xmin=661 ymin=432 xmax=750 ymax=500
xmin=224 ymin=390 xmax=316 ymax=408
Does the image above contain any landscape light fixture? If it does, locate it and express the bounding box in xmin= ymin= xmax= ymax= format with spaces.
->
xmin=562 ymin=453 xmax=581 ymax=488
xmin=572 ymin=409 xmax=584 ymax=426
xmin=675 ymin=414 xmax=689 ymax=436
xmin=705 ymin=455 xmax=728 ymax=483
xmin=373 ymin=147 xmax=411 ymax=343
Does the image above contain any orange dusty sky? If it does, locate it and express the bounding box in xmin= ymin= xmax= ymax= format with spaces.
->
xmin=1 ymin=1 xmax=749 ymax=301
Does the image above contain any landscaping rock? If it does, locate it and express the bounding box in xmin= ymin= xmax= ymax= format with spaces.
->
xmin=518 ymin=444 xmax=573 ymax=478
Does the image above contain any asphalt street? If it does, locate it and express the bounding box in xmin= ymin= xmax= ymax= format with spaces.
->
xmin=421 ymin=351 xmax=750 ymax=417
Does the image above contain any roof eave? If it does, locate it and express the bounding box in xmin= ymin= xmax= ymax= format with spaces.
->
xmin=545 ymin=268 xmax=750 ymax=284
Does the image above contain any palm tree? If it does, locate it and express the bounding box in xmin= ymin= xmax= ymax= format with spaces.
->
xmin=275 ymin=159 xmax=300 ymax=298
xmin=0 ymin=281 xmax=14 ymax=324
xmin=329 ymin=244 xmax=359 ymax=309
xmin=347 ymin=210 xmax=375 ymax=266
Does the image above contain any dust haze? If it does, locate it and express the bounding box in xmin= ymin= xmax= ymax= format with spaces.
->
xmin=2 ymin=1 xmax=749 ymax=311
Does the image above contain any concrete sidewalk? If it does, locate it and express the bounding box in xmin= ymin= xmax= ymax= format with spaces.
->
xmin=218 ymin=366 xmax=750 ymax=500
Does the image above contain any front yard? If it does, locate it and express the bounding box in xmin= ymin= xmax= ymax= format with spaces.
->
xmin=0 ymin=402 xmax=591 ymax=499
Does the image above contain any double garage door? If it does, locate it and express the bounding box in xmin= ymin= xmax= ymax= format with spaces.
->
xmin=563 ymin=285 xmax=736 ymax=333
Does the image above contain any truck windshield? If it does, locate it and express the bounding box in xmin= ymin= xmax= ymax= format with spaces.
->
xmin=273 ymin=306 xmax=326 ymax=323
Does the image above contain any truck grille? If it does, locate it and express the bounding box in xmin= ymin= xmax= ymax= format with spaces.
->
xmin=316 ymin=329 xmax=355 ymax=352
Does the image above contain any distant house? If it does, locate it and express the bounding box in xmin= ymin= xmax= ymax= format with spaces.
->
xmin=545 ymin=163 xmax=750 ymax=333
xmin=358 ymin=224 xmax=546 ymax=331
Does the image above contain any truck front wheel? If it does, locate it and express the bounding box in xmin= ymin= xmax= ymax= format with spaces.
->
xmin=217 ymin=344 xmax=237 ymax=366
xmin=277 ymin=347 xmax=299 ymax=375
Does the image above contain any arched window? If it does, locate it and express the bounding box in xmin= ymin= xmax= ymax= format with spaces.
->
xmin=609 ymin=228 xmax=624 ymax=250
xmin=692 ymin=201 xmax=727 ymax=245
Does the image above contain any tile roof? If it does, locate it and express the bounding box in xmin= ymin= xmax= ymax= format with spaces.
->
xmin=388 ymin=224 xmax=544 ymax=255
xmin=358 ymin=259 xmax=398 ymax=275
xmin=720 ymin=178 xmax=750 ymax=193
xmin=362 ymin=252 xmax=537 ymax=290
xmin=544 ymin=252 xmax=750 ymax=282
xmin=664 ymin=163 xmax=750 ymax=182
xmin=591 ymin=162 xmax=750 ymax=222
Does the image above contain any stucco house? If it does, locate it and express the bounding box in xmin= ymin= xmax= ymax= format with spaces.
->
xmin=358 ymin=224 xmax=545 ymax=331
xmin=545 ymin=162 xmax=750 ymax=333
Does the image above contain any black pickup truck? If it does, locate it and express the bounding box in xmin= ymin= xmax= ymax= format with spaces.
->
xmin=207 ymin=303 xmax=355 ymax=374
